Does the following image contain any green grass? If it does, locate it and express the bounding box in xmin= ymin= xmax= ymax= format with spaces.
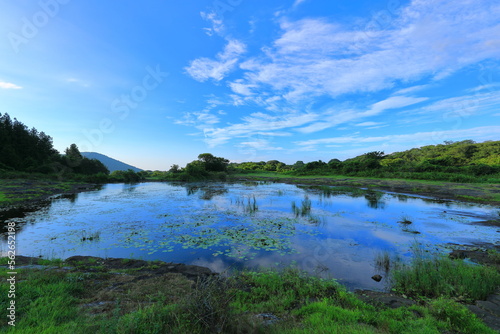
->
xmin=1 ymin=259 xmax=497 ymax=333
xmin=391 ymin=251 xmax=500 ymax=302
xmin=487 ymin=249 xmax=500 ymax=264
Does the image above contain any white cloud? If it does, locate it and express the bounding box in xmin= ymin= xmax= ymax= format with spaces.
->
xmin=0 ymin=82 xmax=22 ymax=89
xmin=229 ymin=80 xmax=256 ymax=96
xmin=366 ymin=96 xmax=428 ymax=116
xmin=175 ymin=111 xmax=220 ymax=128
xmin=398 ymin=90 xmax=500 ymax=125
xmin=293 ymin=0 xmax=308 ymax=8
xmin=233 ymin=0 xmax=500 ymax=102
xmin=65 ymin=77 xmax=90 ymax=88
xmin=355 ymin=122 xmax=383 ymax=127
xmin=202 ymin=112 xmax=319 ymax=147
xmin=394 ymin=85 xmax=431 ymax=95
xmin=238 ymin=139 xmax=283 ymax=151
xmin=296 ymin=126 xmax=500 ymax=147
xmin=185 ymin=39 xmax=246 ymax=82
xmin=201 ymin=11 xmax=224 ymax=36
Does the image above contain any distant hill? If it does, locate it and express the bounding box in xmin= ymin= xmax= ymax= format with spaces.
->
xmin=81 ymin=152 xmax=143 ymax=173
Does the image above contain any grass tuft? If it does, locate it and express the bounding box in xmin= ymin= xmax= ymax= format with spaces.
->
xmin=391 ymin=250 xmax=500 ymax=302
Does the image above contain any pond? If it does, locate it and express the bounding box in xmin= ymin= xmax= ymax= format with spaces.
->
xmin=1 ymin=181 xmax=498 ymax=291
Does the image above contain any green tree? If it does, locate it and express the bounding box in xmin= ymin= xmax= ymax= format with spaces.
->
xmin=197 ymin=153 xmax=229 ymax=172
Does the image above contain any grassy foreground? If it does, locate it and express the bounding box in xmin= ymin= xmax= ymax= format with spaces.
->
xmin=1 ymin=254 xmax=499 ymax=334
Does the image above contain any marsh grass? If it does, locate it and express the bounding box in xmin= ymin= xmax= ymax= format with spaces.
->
xmin=375 ymin=251 xmax=392 ymax=272
xmin=391 ymin=249 xmax=500 ymax=302
xmin=245 ymin=195 xmax=258 ymax=214
xmin=80 ymin=230 xmax=101 ymax=242
xmin=487 ymin=249 xmax=500 ymax=264
xmin=291 ymin=196 xmax=312 ymax=217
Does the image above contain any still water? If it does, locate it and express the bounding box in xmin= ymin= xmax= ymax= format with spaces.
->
xmin=1 ymin=181 xmax=498 ymax=290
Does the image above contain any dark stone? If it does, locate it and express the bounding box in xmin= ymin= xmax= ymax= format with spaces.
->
xmin=355 ymin=290 xmax=416 ymax=309
xmin=371 ymin=274 xmax=383 ymax=282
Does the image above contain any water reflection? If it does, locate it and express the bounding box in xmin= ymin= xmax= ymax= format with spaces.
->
xmin=0 ymin=201 xmax=52 ymax=239
xmin=184 ymin=184 xmax=229 ymax=200
xmin=0 ymin=181 xmax=497 ymax=291
xmin=364 ymin=191 xmax=386 ymax=209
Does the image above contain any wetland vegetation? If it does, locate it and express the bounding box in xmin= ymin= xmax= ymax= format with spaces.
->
xmin=0 ymin=252 xmax=498 ymax=333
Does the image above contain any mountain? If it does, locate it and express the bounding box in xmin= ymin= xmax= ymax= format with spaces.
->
xmin=81 ymin=152 xmax=143 ymax=173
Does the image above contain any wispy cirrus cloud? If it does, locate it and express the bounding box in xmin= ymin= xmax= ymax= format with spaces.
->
xmin=396 ymin=90 xmax=500 ymax=127
xmin=296 ymin=126 xmax=500 ymax=148
xmin=355 ymin=122 xmax=383 ymax=127
xmin=229 ymin=0 xmax=500 ymax=104
xmin=201 ymin=11 xmax=224 ymax=36
xmin=293 ymin=0 xmax=308 ymax=8
xmin=185 ymin=39 xmax=246 ymax=82
xmin=0 ymin=81 xmax=22 ymax=89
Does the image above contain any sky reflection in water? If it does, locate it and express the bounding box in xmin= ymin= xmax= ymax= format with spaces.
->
xmin=1 ymin=182 xmax=498 ymax=291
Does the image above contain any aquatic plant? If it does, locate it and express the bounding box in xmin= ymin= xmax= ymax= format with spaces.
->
xmin=375 ymin=251 xmax=392 ymax=272
xmin=397 ymin=215 xmax=413 ymax=225
xmin=292 ymin=195 xmax=312 ymax=217
xmin=391 ymin=245 xmax=500 ymax=302
xmin=80 ymin=230 xmax=101 ymax=242
xmin=244 ymin=195 xmax=258 ymax=214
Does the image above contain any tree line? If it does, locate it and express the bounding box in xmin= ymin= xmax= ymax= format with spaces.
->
xmin=0 ymin=113 xmax=108 ymax=178
xmin=230 ymin=140 xmax=500 ymax=183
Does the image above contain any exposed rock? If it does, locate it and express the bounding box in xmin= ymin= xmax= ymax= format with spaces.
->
xmin=371 ymin=274 xmax=383 ymax=282
xmin=355 ymin=290 xmax=416 ymax=309
xmin=466 ymin=290 xmax=500 ymax=332
xmin=254 ymin=313 xmax=280 ymax=326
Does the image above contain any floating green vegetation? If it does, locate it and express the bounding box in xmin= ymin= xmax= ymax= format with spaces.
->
xmin=116 ymin=215 xmax=318 ymax=260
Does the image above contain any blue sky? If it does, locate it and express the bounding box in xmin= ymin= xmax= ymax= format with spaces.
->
xmin=1 ymin=0 xmax=499 ymax=170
